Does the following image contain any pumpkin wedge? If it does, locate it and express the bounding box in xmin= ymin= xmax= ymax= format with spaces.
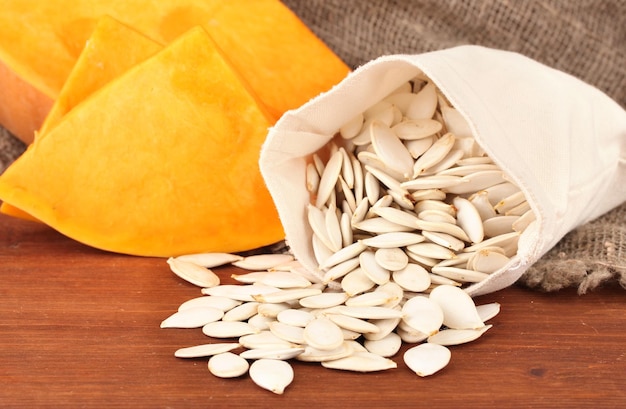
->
xmin=38 ymin=15 xmax=163 ymax=137
xmin=0 ymin=27 xmax=284 ymax=257
xmin=0 ymin=0 xmax=349 ymax=143
xmin=203 ymin=1 xmax=350 ymax=120
xmin=0 ymin=15 xmax=164 ymax=222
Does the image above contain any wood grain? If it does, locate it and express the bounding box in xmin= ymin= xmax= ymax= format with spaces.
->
xmin=0 ymin=213 xmax=624 ymax=408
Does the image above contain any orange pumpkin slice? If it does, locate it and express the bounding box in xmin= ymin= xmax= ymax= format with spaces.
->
xmin=0 ymin=27 xmax=284 ymax=257
xmin=38 ymin=15 xmax=163 ymax=137
xmin=0 ymin=15 xmax=164 ymax=222
xmin=203 ymin=1 xmax=350 ymax=120
xmin=0 ymin=0 xmax=349 ymax=143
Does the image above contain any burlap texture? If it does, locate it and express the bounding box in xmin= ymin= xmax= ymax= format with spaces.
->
xmin=1 ymin=0 xmax=624 ymax=293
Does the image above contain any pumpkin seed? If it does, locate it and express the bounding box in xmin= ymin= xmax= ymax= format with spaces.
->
xmin=221 ymin=302 xmax=260 ymax=322
xmin=315 ymin=149 xmax=344 ymax=208
xmin=201 ymin=284 xmax=280 ymax=302
xmin=359 ymin=231 xmax=425 ymax=248
xmin=412 ymin=133 xmax=455 ymax=177
xmin=299 ymin=291 xmax=349 ymax=309
xmin=303 ymin=317 xmax=344 ymax=351
xmin=257 ymin=302 xmax=291 ymax=318
xmin=406 ymin=81 xmax=438 ymax=120
xmin=167 ymin=257 xmax=220 ymax=288
xmin=427 ymin=325 xmax=492 ymax=346
xmin=345 ymin=291 xmax=394 ymax=307
xmin=277 ymin=309 xmax=315 ymax=327
xmin=370 ymin=120 xmax=415 ymax=178
xmin=249 ymin=359 xmax=294 ymax=395
xmin=404 ymin=343 xmax=451 ymax=377
xmin=362 ymin=315 xmax=402 ymax=341
xmin=174 ymin=252 xmax=243 ymax=268
xmin=252 ymin=287 xmax=322 ymax=304
xmin=269 ymin=321 xmax=306 ymax=344
xmin=160 ymin=307 xmax=224 ymax=329
xmin=363 ymin=332 xmax=402 ymax=357
xmin=177 ymin=296 xmax=241 ymax=312
xmin=174 ymin=342 xmax=240 ymax=358
xmin=429 ymin=284 xmax=484 ymax=330
xmin=208 ymin=352 xmax=249 ymax=378
xmin=341 ymin=267 xmax=376 ymax=296
xmin=392 ymin=263 xmax=431 ymax=292
xmin=321 ymin=351 xmax=397 ymax=372
xmin=339 ymin=112 xmax=364 ymax=139
xmin=453 ymin=196 xmax=484 ymax=244
xmin=296 ymin=342 xmax=354 ymax=362
xmin=231 ymin=271 xmax=312 ymax=289
xmin=325 ymin=313 xmax=380 ymax=334
xmin=401 ymin=295 xmax=444 ymax=336
xmin=247 ymin=314 xmax=274 ymax=331
xmin=232 ymin=254 xmax=295 ymax=271
xmin=476 ymin=302 xmax=501 ymax=322
xmin=240 ymin=346 xmax=305 ymax=361
xmin=202 ymin=321 xmax=259 ymax=338
xmin=392 ymin=118 xmax=442 ymax=140
xmin=335 ymin=305 xmax=403 ymax=320
xmin=239 ymin=331 xmax=298 ymax=350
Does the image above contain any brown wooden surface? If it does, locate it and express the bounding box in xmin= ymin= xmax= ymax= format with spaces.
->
xmin=1 ymin=213 xmax=625 ymax=408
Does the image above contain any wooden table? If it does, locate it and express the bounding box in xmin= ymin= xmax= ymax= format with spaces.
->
xmin=1 ymin=213 xmax=624 ymax=408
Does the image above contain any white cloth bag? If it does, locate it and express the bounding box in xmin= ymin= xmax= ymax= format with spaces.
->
xmin=259 ymin=45 xmax=626 ymax=296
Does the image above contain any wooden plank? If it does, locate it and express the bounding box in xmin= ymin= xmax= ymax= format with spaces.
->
xmin=0 ymin=213 xmax=624 ymax=408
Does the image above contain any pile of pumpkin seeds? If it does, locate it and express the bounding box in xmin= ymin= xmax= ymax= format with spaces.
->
xmin=161 ymin=74 xmax=534 ymax=394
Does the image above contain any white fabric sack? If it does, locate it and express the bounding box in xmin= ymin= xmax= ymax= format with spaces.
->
xmin=259 ymin=45 xmax=626 ymax=296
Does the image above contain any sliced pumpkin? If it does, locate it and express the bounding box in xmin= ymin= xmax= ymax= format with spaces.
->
xmin=0 ymin=0 xmax=349 ymax=143
xmin=37 ymin=15 xmax=163 ymax=137
xmin=0 ymin=15 xmax=164 ymax=222
xmin=0 ymin=27 xmax=284 ymax=256
xmin=203 ymin=1 xmax=350 ymax=120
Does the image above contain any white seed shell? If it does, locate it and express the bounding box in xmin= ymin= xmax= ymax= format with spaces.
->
xmin=401 ymin=296 xmax=444 ymax=336
xmin=404 ymin=343 xmax=451 ymax=377
xmin=177 ymin=296 xmax=241 ymax=312
xmin=202 ymin=321 xmax=259 ymax=338
xmin=208 ymin=352 xmax=249 ymax=378
xmin=175 ymin=343 xmax=240 ymax=358
xmin=476 ymin=302 xmax=501 ymax=322
xmin=160 ymin=307 xmax=224 ymax=329
xmin=303 ymin=317 xmax=345 ymax=351
xmin=322 ymin=351 xmax=397 ymax=372
xmin=363 ymin=332 xmax=402 ymax=357
xmin=429 ymin=285 xmax=484 ymax=330
xmin=427 ymin=325 xmax=492 ymax=346
xmin=232 ymin=254 xmax=295 ymax=271
xmin=249 ymin=359 xmax=294 ymax=395
xmin=239 ymin=347 xmax=305 ymax=361
xmin=174 ymin=252 xmax=243 ymax=268
xmin=167 ymin=257 xmax=220 ymax=288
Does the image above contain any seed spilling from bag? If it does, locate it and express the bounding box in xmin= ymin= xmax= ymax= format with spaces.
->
xmin=162 ymin=253 xmax=501 ymax=394
xmin=162 ymin=75 xmax=535 ymax=394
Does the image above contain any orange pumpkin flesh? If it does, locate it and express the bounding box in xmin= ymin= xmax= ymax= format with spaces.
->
xmin=0 ymin=0 xmax=349 ymax=143
xmin=0 ymin=27 xmax=284 ymax=256
xmin=0 ymin=59 xmax=53 ymax=144
xmin=203 ymin=1 xmax=350 ymax=121
xmin=0 ymin=15 xmax=164 ymax=221
xmin=0 ymin=1 xmax=349 ymax=256
xmin=38 ymin=15 xmax=164 ymax=137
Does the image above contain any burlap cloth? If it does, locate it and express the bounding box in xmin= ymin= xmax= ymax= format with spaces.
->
xmin=1 ymin=0 xmax=624 ymax=293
